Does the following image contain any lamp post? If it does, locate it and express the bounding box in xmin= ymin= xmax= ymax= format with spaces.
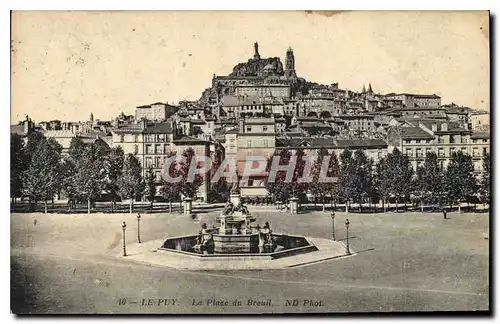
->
xmin=331 ymin=212 xmax=336 ymax=241
xmin=122 ymin=221 xmax=127 ymax=257
xmin=137 ymin=213 xmax=141 ymax=243
xmin=344 ymin=219 xmax=350 ymax=255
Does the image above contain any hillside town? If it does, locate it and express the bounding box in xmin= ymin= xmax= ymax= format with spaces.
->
xmin=11 ymin=42 xmax=490 ymax=205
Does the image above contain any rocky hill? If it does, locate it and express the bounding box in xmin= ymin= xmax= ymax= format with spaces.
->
xmin=229 ymin=57 xmax=284 ymax=77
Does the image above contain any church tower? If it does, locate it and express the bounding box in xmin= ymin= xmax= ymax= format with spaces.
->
xmin=285 ymin=47 xmax=297 ymax=79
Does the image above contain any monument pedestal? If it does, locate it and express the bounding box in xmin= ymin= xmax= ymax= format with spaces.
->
xmin=289 ymin=197 xmax=298 ymax=214
xmin=183 ymin=198 xmax=192 ymax=215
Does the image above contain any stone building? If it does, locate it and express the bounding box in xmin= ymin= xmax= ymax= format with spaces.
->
xmin=111 ymin=120 xmax=210 ymax=201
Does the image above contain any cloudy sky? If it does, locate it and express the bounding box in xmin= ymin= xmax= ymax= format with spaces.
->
xmin=11 ymin=11 xmax=489 ymax=123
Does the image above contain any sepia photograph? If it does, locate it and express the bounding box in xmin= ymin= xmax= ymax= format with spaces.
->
xmin=10 ymin=10 xmax=490 ymax=314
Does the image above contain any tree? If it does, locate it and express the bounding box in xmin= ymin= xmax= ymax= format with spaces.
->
xmin=74 ymin=144 xmax=107 ymax=214
xmin=158 ymin=153 xmax=182 ymax=213
xmin=62 ymin=137 xmax=87 ymax=210
xmin=352 ymin=150 xmax=372 ymax=211
xmin=118 ymin=154 xmax=144 ymax=213
xmin=265 ymin=149 xmax=293 ymax=203
xmin=208 ymin=144 xmax=230 ymax=202
xmin=310 ymin=147 xmax=329 ymax=210
xmin=177 ymin=148 xmax=203 ymax=199
xmin=319 ymin=111 xmax=331 ymax=119
xmin=10 ymin=134 xmax=25 ymax=204
xmin=291 ymin=148 xmax=309 ymax=205
xmin=386 ymin=148 xmax=414 ymax=212
xmin=479 ymin=153 xmax=490 ymax=205
xmin=374 ymin=157 xmax=391 ymax=212
xmin=22 ymin=137 xmax=61 ymax=213
xmin=340 ymin=149 xmax=356 ymax=213
xmin=307 ymin=111 xmax=318 ymax=117
xmin=414 ymin=152 xmax=444 ymax=211
xmin=105 ymin=146 xmax=124 ymax=212
xmin=444 ymin=151 xmax=477 ymax=213
xmin=144 ymin=166 xmax=157 ymax=212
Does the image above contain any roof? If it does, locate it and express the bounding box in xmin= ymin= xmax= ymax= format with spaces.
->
xmin=400 ymin=127 xmax=435 ymax=140
xmin=244 ymin=118 xmax=275 ymax=125
xmin=173 ymin=135 xmax=209 ymax=144
xmin=10 ymin=125 xmax=25 ymax=136
xmin=143 ymin=122 xmax=174 ymax=134
xmin=136 ymin=105 xmax=151 ymax=109
xmin=276 ymin=137 xmax=387 ymax=149
xmin=384 ymin=93 xmax=441 ymax=99
xmin=335 ymin=139 xmax=387 ymax=148
xmin=471 ymin=132 xmax=490 ymax=139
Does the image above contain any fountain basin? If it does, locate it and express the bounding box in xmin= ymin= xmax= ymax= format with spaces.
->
xmin=159 ymin=233 xmax=318 ymax=260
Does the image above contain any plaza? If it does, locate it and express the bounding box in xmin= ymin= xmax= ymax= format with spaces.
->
xmin=10 ymin=207 xmax=489 ymax=314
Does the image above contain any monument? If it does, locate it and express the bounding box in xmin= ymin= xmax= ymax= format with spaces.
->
xmin=185 ymin=180 xmax=278 ymax=254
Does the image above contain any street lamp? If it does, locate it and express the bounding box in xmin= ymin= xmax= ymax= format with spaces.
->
xmin=137 ymin=213 xmax=141 ymax=243
xmin=344 ymin=218 xmax=351 ymax=255
xmin=331 ymin=212 xmax=336 ymax=241
xmin=122 ymin=221 xmax=127 ymax=257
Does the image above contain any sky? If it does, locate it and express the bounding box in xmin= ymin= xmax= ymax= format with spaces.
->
xmin=11 ymin=11 xmax=489 ymax=123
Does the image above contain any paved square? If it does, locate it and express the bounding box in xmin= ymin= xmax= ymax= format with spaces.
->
xmin=10 ymin=209 xmax=489 ymax=313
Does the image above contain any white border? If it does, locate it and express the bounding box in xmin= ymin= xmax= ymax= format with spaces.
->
xmin=3 ymin=1 xmax=498 ymax=323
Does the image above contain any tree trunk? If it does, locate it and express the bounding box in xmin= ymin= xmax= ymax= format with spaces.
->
xmin=458 ymin=201 xmax=461 ymax=214
xmin=51 ymin=198 xmax=54 ymax=210
xmin=150 ymin=200 xmax=153 ymax=213
xmin=87 ymin=199 xmax=91 ymax=214
xmin=129 ymin=199 xmax=133 ymax=214
xmin=322 ymin=200 xmax=325 ymax=212
xmin=383 ymin=199 xmax=386 ymax=213
xmin=345 ymin=201 xmax=349 ymax=213
xmin=169 ymin=201 xmax=172 ymax=213
xmin=111 ymin=199 xmax=115 ymax=213
xmin=420 ymin=200 xmax=424 ymax=213
xmin=44 ymin=200 xmax=48 ymax=214
xmin=395 ymin=200 xmax=398 ymax=213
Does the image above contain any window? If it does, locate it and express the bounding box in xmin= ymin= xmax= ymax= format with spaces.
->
xmin=155 ymin=171 xmax=161 ymax=181
xmin=461 ymin=147 xmax=467 ymax=154
xmin=416 ymin=139 xmax=421 ymax=144
xmin=450 ymin=147 xmax=456 ymax=155
xmin=247 ymin=179 xmax=254 ymax=187
xmin=263 ymin=126 xmax=268 ymax=132
xmin=146 ymin=144 xmax=154 ymax=155
xmin=473 ymin=147 xmax=479 ymax=157
xmin=425 ymin=148 xmax=432 ymax=156
xmin=155 ymin=144 xmax=162 ymax=154
xmin=438 ymin=136 xmax=444 ymax=144
xmin=120 ymin=135 xmax=124 ymax=143
xmin=483 ymin=147 xmax=488 ymax=156
xmin=405 ymin=148 xmax=413 ymax=157
xmin=405 ymin=140 xmax=411 ymax=144
xmin=450 ymin=135 xmax=455 ymax=144
xmin=134 ymin=144 xmax=139 ymax=155
xmin=145 ymin=157 xmax=153 ymax=168
xmin=246 ymin=126 xmax=252 ymax=132
xmin=416 ymin=148 xmax=423 ymax=157
xmin=134 ymin=135 xmax=138 ymax=143
xmin=483 ymin=139 xmax=488 ymax=143
xmin=155 ymin=157 xmax=161 ymax=168
xmin=461 ymin=136 xmax=467 ymax=144
xmin=438 ymin=148 xmax=445 ymax=157
xmin=473 ymin=139 xmax=477 ymax=143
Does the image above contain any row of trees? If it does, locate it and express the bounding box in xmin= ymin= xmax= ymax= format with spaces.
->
xmin=265 ymin=147 xmax=490 ymax=212
xmin=10 ymin=133 xmax=206 ymax=214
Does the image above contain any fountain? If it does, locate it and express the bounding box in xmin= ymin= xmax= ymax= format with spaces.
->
xmin=159 ymin=181 xmax=318 ymax=259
